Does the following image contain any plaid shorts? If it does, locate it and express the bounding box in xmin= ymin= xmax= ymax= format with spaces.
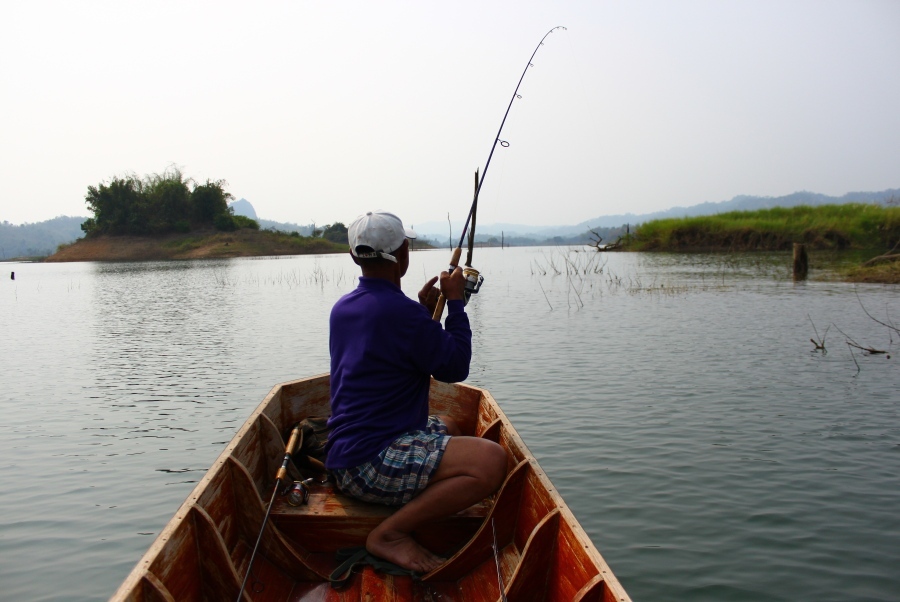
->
xmin=331 ymin=416 xmax=451 ymax=507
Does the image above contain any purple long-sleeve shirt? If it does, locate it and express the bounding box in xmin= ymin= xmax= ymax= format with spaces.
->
xmin=325 ymin=277 xmax=472 ymax=470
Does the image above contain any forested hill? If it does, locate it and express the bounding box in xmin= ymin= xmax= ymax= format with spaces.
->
xmin=0 ymin=216 xmax=86 ymax=259
xmin=5 ymin=188 xmax=898 ymax=258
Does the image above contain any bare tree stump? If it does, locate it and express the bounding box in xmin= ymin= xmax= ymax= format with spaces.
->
xmin=793 ymin=243 xmax=809 ymax=280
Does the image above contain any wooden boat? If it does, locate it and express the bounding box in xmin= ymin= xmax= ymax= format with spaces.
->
xmin=111 ymin=374 xmax=631 ymax=602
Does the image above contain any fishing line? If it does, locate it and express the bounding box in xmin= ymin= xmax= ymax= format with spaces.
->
xmin=457 ymin=26 xmax=568 ymax=250
xmin=431 ymin=26 xmax=568 ymax=321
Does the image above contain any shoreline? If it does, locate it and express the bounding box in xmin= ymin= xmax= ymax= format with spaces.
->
xmin=45 ymin=229 xmax=347 ymax=262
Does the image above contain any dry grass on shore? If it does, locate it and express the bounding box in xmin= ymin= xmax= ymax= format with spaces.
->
xmin=46 ymin=229 xmax=345 ymax=262
xmin=844 ymin=260 xmax=900 ymax=284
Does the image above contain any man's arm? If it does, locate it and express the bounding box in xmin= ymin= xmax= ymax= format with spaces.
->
xmin=412 ymin=267 xmax=471 ymax=383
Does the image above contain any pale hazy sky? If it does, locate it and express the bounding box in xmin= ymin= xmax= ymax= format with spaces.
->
xmin=3 ymin=1 xmax=899 ymax=228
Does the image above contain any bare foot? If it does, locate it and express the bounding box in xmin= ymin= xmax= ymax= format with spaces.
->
xmin=366 ymin=527 xmax=444 ymax=573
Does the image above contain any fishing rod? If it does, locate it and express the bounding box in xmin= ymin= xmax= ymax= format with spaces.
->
xmin=432 ymin=26 xmax=567 ymax=321
xmin=237 ymin=424 xmax=303 ymax=601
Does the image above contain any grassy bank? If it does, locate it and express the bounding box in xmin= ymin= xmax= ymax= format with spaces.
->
xmin=629 ymin=204 xmax=900 ymax=252
xmin=46 ymin=229 xmax=346 ymax=262
xmin=622 ymin=204 xmax=900 ymax=283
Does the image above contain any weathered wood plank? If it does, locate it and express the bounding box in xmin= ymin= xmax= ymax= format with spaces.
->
xmin=504 ymin=510 xmax=561 ymax=602
xmin=479 ymin=417 xmax=503 ymax=444
xmin=424 ymin=459 xmax=530 ymax=582
xmin=547 ymin=518 xmax=604 ymax=601
xmin=191 ymin=505 xmax=249 ymax=601
xmin=146 ymin=513 xmax=203 ymax=601
xmin=138 ymin=573 xmax=176 ymax=602
xmin=572 ymin=573 xmax=609 ymax=602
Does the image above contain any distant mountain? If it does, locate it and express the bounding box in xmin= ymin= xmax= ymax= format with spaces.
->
xmin=4 ymin=188 xmax=896 ymax=257
xmin=228 ymin=198 xmax=258 ymax=220
xmin=565 ymin=188 xmax=900 ymax=233
xmin=257 ymin=219 xmax=314 ymax=236
xmin=0 ymin=216 xmax=86 ymax=259
xmin=229 ymin=199 xmax=318 ymax=235
xmin=415 ymin=188 xmax=900 ymax=242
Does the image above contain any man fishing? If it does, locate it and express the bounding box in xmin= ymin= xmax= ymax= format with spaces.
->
xmin=325 ymin=210 xmax=507 ymax=573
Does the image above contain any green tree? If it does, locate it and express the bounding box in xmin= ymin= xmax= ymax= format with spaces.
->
xmin=82 ymin=169 xmax=247 ymax=237
xmin=213 ymin=211 xmax=259 ymax=232
xmin=143 ymin=168 xmax=192 ymax=233
xmin=191 ymin=179 xmax=232 ymax=224
xmin=82 ymin=176 xmax=144 ymax=236
xmin=321 ymin=222 xmax=348 ymax=244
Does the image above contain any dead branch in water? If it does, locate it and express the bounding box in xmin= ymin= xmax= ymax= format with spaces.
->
xmin=598 ymin=238 xmax=625 ymax=252
xmin=847 ymin=342 xmax=862 ymax=376
xmin=832 ymin=323 xmax=887 ymax=355
xmin=860 ymin=238 xmax=900 ymax=267
xmin=861 ymin=253 xmax=900 ymax=267
xmin=808 ymin=314 xmax=828 ymax=352
xmin=588 ymin=227 xmax=626 ymax=252
xmin=854 ymin=287 xmax=900 ymax=335
xmin=538 ymin=280 xmax=552 ymax=311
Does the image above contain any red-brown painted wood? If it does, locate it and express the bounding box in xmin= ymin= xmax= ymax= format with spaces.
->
xmin=110 ymin=375 xmax=633 ymax=602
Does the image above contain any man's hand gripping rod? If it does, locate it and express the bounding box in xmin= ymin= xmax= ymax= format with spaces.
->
xmin=432 ymin=171 xmax=484 ymax=321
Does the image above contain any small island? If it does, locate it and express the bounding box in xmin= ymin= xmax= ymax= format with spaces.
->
xmin=46 ymin=169 xmax=349 ymax=262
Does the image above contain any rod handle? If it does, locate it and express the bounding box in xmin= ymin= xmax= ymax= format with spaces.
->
xmin=432 ymin=247 xmax=463 ymax=321
xmin=432 ymin=295 xmax=447 ymax=321
xmin=285 ymin=425 xmax=302 ymax=456
xmin=275 ymin=425 xmax=302 ymax=482
xmin=448 ymin=245 xmax=462 ymax=268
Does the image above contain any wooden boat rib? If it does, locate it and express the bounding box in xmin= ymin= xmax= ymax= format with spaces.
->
xmin=111 ymin=374 xmax=631 ymax=602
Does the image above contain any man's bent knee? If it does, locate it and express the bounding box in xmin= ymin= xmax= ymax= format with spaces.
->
xmin=434 ymin=437 xmax=507 ymax=488
xmin=482 ymin=441 xmax=508 ymax=490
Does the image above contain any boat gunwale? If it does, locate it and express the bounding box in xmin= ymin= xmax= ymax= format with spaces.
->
xmin=110 ymin=373 xmax=631 ymax=602
xmin=110 ymin=375 xmax=307 ymax=601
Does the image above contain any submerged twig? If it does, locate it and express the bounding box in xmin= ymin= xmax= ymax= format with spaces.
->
xmin=854 ymin=287 xmax=900 ymax=334
xmin=538 ymin=280 xmax=552 ymax=311
xmin=808 ymin=314 xmax=828 ymax=353
xmin=847 ymin=342 xmax=862 ymax=376
xmin=832 ymin=323 xmax=887 ymax=355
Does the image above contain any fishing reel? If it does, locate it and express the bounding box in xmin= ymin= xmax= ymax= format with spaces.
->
xmin=463 ymin=267 xmax=484 ymax=304
xmin=286 ymin=478 xmax=316 ymax=506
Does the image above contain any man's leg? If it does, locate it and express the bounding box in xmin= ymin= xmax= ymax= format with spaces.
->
xmin=436 ymin=415 xmax=461 ymax=436
xmin=366 ymin=436 xmax=507 ymax=572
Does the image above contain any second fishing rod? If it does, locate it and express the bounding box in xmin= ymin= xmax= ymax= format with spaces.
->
xmin=432 ymin=26 xmax=567 ymax=321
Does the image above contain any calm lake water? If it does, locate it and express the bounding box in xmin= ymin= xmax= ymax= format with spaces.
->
xmin=1 ymin=247 xmax=898 ymax=601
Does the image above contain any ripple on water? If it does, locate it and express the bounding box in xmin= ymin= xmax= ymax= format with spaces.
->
xmin=1 ymin=251 xmax=899 ymax=601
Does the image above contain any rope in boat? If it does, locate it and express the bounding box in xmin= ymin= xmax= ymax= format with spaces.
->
xmin=492 ymin=518 xmax=509 ymax=602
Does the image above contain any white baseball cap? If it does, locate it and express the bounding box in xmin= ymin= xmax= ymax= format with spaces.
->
xmin=348 ymin=210 xmax=417 ymax=263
